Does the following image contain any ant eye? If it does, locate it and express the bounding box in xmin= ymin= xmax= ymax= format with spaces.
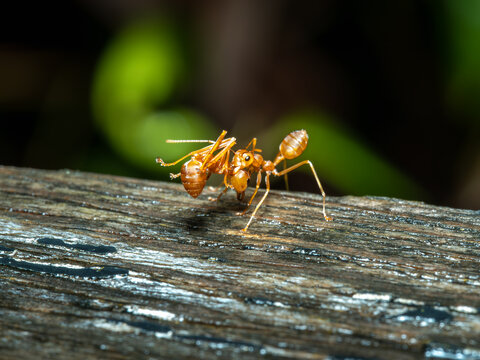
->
xmin=245 ymin=155 xmax=250 ymax=161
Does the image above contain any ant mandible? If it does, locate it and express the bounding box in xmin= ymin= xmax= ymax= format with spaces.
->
xmin=156 ymin=130 xmax=332 ymax=232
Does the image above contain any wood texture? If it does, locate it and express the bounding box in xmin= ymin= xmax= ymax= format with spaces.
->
xmin=0 ymin=165 xmax=479 ymax=359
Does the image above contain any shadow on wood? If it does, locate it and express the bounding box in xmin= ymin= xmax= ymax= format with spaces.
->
xmin=0 ymin=165 xmax=479 ymax=359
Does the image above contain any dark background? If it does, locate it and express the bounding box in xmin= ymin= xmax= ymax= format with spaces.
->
xmin=1 ymin=0 xmax=478 ymax=209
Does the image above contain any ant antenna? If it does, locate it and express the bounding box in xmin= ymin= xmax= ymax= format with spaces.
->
xmin=166 ymin=139 xmax=215 ymax=144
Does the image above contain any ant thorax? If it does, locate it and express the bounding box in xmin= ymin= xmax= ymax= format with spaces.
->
xmin=262 ymin=160 xmax=275 ymax=173
xmin=252 ymin=153 xmax=263 ymax=169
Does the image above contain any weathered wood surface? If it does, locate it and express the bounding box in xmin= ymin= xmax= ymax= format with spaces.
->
xmin=0 ymin=165 xmax=479 ymax=360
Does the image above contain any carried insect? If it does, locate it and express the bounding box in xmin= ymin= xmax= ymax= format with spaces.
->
xmin=156 ymin=130 xmax=332 ymax=232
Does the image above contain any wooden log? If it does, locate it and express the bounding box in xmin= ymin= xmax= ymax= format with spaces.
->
xmin=0 ymin=165 xmax=479 ymax=359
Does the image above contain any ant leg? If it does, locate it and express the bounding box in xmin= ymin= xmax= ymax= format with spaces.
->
xmin=204 ymin=138 xmax=236 ymax=171
xmin=158 ymin=131 xmax=230 ymax=168
xmin=275 ymin=160 xmax=332 ymax=221
xmin=223 ymin=172 xmax=230 ymax=188
xmin=242 ymin=173 xmax=270 ymax=232
xmin=283 ymin=159 xmax=289 ymax=191
xmin=170 ymin=172 xmax=181 ymax=179
xmin=209 ymin=186 xmax=228 ymax=202
xmin=156 ymin=153 xmax=193 ymax=167
xmin=200 ymin=131 xmax=227 ymax=170
xmin=237 ymin=191 xmax=245 ymax=202
xmin=238 ymin=171 xmax=262 ymax=215
xmin=156 ymin=143 xmax=218 ymax=167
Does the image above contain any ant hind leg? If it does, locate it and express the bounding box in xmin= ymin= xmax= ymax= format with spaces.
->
xmin=283 ymin=159 xmax=289 ymax=191
xmin=275 ymin=160 xmax=332 ymax=222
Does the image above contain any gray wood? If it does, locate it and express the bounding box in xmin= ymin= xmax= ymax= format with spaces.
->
xmin=0 ymin=165 xmax=479 ymax=360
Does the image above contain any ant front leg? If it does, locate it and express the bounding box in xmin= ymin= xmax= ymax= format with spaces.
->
xmin=237 ymin=171 xmax=262 ymax=216
xmin=274 ymin=160 xmax=332 ymax=222
xmin=242 ymin=173 xmax=271 ymax=232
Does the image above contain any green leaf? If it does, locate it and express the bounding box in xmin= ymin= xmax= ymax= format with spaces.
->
xmin=91 ymin=18 xmax=216 ymax=174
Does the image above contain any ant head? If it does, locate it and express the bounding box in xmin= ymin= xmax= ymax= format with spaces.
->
xmin=233 ymin=150 xmax=254 ymax=168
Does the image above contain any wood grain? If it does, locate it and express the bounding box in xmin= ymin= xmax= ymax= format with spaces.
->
xmin=0 ymin=165 xmax=479 ymax=359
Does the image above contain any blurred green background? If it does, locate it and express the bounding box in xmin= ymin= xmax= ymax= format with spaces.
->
xmin=0 ymin=1 xmax=478 ymax=209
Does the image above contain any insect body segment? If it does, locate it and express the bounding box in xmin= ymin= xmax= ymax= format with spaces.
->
xmin=277 ymin=129 xmax=308 ymax=161
xmin=180 ymin=159 xmax=207 ymax=198
xmin=157 ymin=129 xmax=331 ymax=232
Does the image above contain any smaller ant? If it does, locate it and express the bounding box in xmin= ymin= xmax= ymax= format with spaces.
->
xmin=156 ymin=130 xmax=331 ymax=232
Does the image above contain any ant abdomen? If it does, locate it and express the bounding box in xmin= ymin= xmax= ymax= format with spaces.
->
xmin=277 ymin=129 xmax=308 ymax=161
xmin=181 ymin=159 xmax=208 ymax=198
